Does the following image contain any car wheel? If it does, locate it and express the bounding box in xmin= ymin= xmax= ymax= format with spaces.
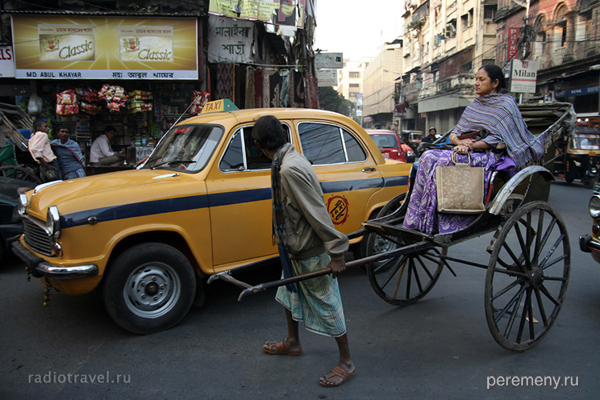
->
xmin=103 ymin=243 xmax=197 ymax=334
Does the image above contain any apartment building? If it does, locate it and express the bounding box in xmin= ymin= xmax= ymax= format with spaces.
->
xmin=362 ymin=39 xmax=404 ymax=130
xmin=399 ymin=0 xmax=498 ymax=133
xmin=336 ymin=59 xmax=370 ymax=120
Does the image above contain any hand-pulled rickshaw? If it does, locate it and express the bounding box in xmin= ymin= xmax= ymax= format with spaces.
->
xmin=210 ymin=102 xmax=576 ymax=352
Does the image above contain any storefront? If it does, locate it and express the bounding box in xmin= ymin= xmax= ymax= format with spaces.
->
xmin=8 ymin=13 xmax=204 ymax=164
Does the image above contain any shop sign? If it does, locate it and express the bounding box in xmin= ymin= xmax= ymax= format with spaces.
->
xmin=315 ymin=53 xmax=343 ymax=69
xmin=510 ymin=59 xmax=537 ymax=94
xmin=209 ymin=0 xmax=306 ymax=29
xmin=507 ymin=28 xmax=519 ymax=62
xmin=11 ymin=15 xmax=198 ymax=80
xmin=207 ymin=17 xmax=253 ymax=64
xmin=316 ymin=69 xmax=337 ymax=87
xmin=555 ymin=86 xmax=600 ymax=97
xmin=0 ymin=46 xmax=15 ymax=77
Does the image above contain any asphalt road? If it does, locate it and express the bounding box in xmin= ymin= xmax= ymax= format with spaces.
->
xmin=1 ymin=180 xmax=600 ymax=400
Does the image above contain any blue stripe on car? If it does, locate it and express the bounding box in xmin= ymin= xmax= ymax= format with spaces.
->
xmin=60 ymin=175 xmax=408 ymax=229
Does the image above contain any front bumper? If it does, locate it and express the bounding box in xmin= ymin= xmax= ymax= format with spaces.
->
xmin=579 ymin=234 xmax=600 ymax=264
xmin=11 ymin=240 xmax=98 ymax=279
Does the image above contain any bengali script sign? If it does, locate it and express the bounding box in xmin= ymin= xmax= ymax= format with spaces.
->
xmin=208 ymin=17 xmax=254 ymax=63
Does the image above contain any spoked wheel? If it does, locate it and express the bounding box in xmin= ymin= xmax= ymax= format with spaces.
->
xmin=485 ymin=201 xmax=570 ymax=351
xmin=364 ymin=195 xmax=445 ymax=306
xmin=0 ymin=165 xmax=42 ymax=184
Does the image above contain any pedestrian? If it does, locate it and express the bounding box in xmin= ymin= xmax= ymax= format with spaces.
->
xmin=28 ymin=119 xmax=61 ymax=181
xmin=422 ymin=127 xmax=437 ymax=144
xmin=51 ymin=126 xmax=86 ymax=179
xmin=90 ymin=126 xmax=125 ymax=166
xmin=252 ymin=115 xmax=356 ymax=388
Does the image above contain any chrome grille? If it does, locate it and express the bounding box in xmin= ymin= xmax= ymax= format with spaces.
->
xmin=23 ymin=218 xmax=54 ymax=256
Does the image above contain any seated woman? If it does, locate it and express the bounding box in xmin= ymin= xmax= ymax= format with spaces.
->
xmin=403 ymin=64 xmax=546 ymax=235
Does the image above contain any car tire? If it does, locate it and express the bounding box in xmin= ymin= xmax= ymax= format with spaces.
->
xmin=103 ymin=243 xmax=197 ymax=334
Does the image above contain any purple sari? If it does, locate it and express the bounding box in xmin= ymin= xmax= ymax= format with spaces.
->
xmin=402 ymin=150 xmax=506 ymax=235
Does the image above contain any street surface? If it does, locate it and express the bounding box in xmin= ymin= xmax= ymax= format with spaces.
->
xmin=1 ymin=180 xmax=599 ymax=399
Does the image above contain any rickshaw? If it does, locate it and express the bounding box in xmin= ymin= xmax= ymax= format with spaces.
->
xmin=211 ymin=102 xmax=576 ymax=352
xmin=553 ymin=125 xmax=600 ymax=188
xmin=0 ymin=106 xmax=42 ymax=184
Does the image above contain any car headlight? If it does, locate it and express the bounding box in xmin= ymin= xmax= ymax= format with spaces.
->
xmin=17 ymin=192 xmax=28 ymax=215
xmin=589 ymin=195 xmax=600 ymax=220
xmin=46 ymin=206 xmax=61 ymax=238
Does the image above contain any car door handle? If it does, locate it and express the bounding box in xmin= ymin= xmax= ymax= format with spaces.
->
xmin=362 ymin=167 xmax=376 ymax=172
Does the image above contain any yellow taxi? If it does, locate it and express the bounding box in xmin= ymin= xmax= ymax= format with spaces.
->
xmin=12 ymin=101 xmax=412 ymax=334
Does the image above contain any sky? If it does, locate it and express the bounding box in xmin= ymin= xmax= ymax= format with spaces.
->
xmin=313 ymin=0 xmax=405 ymax=61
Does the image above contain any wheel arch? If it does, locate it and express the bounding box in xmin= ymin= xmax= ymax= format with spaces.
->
xmin=105 ymin=230 xmax=205 ymax=279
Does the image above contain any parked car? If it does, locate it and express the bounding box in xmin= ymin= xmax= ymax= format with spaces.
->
xmin=366 ymin=129 xmax=415 ymax=163
xmin=579 ymin=182 xmax=600 ymax=263
xmin=553 ymin=126 xmax=600 ymax=189
xmin=0 ymin=176 xmax=35 ymax=263
xmin=12 ymin=103 xmax=412 ymax=334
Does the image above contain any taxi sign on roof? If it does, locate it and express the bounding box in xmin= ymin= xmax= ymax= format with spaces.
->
xmin=201 ymin=99 xmax=239 ymax=114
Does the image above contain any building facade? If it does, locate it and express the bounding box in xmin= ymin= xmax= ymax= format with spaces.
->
xmin=362 ymin=39 xmax=404 ymax=130
xmin=399 ymin=0 xmax=498 ymax=134
xmin=495 ymin=0 xmax=600 ymax=127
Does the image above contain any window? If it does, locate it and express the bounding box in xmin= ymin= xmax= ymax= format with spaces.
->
xmin=461 ymin=9 xmax=473 ymax=29
xmin=219 ymin=125 xmax=290 ymax=171
xmin=484 ymin=5 xmax=496 ymax=20
xmin=298 ymin=123 xmax=366 ymax=165
xmin=349 ymin=83 xmax=360 ymax=88
xmin=349 ymin=71 xmax=361 ymax=78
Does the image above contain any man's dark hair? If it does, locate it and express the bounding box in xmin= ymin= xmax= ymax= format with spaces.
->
xmin=105 ymin=125 xmax=116 ymax=134
xmin=59 ymin=126 xmax=70 ymax=133
xmin=33 ymin=119 xmax=46 ymax=132
xmin=252 ymin=115 xmax=286 ymax=151
xmin=480 ymin=64 xmax=506 ymax=90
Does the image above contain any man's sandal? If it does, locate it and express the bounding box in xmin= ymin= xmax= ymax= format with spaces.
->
xmin=263 ymin=341 xmax=302 ymax=356
xmin=319 ymin=366 xmax=357 ymax=387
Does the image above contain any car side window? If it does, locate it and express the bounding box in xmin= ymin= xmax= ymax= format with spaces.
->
xmin=219 ymin=125 xmax=291 ymax=172
xmin=220 ymin=130 xmax=244 ymax=171
xmin=298 ymin=122 xmax=366 ymax=165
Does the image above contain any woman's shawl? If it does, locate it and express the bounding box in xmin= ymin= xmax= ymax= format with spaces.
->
xmin=453 ymin=93 xmax=544 ymax=168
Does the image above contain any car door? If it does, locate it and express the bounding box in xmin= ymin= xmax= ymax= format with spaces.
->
xmin=294 ymin=121 xmax=385 ymax=234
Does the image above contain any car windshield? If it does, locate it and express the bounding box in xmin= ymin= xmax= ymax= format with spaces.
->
xmin=370 ymin=134 xmax=399 ymax=148
xmin=572 ymin=133 xmax=600 ymax=150
xmin=141 ymin=124 xmax=223 ymax=172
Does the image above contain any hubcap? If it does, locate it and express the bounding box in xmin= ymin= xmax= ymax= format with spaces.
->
xmin=124 ymin=263 xmax=181 ymax=318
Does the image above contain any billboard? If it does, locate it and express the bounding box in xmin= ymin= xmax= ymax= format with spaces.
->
xmin=11 ymin=15 xmax=198 ymax=80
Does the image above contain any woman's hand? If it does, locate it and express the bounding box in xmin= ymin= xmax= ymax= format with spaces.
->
xmin=453 ymin=144 xmax=469 ymax=154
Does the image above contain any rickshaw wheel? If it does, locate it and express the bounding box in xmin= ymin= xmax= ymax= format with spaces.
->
xmin=364 ymin=193 xmax=444 ymax=306
xmin=0 ymin=165 xmax=42 ymax=184
xmin=485 ymin=201 xmax=570 ymax=351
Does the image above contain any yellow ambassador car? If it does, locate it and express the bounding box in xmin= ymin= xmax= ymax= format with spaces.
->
xmin=12 ymin=102 xmax=412 ymax=334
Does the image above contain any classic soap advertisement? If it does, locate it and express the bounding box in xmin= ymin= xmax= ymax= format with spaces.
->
xmin=11 ymin=15 xmax=197 ymax=80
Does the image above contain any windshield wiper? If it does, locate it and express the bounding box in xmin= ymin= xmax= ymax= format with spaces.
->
xmin=151 ymin=160 xmax=195 ymax=169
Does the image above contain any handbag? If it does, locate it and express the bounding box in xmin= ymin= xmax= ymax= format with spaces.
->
xmin=436 ymin=152 xmax=485 ymax=214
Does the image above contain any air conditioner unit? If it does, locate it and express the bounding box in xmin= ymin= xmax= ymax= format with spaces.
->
xmin=445 ymin=24 xmax=456 ymax=38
